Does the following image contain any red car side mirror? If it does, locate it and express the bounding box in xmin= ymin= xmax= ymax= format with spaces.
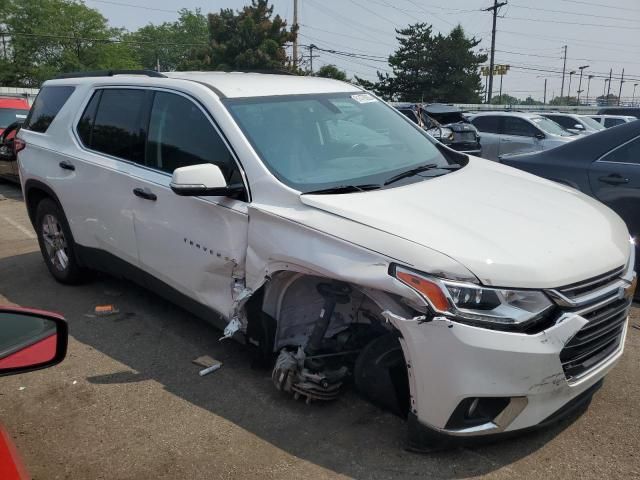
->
xmin=0 ymin=307 xmax=68 ymax=377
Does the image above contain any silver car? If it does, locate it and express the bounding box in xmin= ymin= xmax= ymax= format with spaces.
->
xmin=540 ymin=113 xmax=605 ymax=135
xmin=468 ymin=111 xmax=576 ymax=161
xmin=589 ymin=114 xmax=637 ymax=128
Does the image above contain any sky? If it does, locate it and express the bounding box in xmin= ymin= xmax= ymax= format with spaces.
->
xmin=85 ymin=0 xmax=640 ymax=103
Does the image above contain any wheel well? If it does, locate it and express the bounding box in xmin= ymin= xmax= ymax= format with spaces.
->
xmin=24 ymin=181 xmax=61 ymax=228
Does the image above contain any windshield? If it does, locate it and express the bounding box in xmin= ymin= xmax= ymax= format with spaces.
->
xmin=579 ymin=115 xmax=606 ymax=131
xmin=0 ymin=108 xmax=29 ymax=128
xmin=224 ymin=93 xmax=459 ymax=192
xmin=530 ymin=116 xmax=574 ymax=137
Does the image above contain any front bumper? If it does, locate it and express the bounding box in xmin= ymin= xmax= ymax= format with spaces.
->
xmin=391 ymin=308 xmax=628 ymax=448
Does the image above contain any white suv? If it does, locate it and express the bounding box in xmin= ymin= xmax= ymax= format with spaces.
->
xmin=17 ymin=71 xmax=635 ymax=450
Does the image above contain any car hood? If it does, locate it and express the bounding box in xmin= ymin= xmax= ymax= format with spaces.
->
xmin=300 ymin=157 xmax=630 ymax=289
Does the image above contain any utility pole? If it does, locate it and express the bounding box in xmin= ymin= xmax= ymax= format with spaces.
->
xmin=633 ymin=83 xmax=638 ymax=106
xmin=606 ymin=68 xmax=612 ymax=100
xmin=484 ymin=0 xmax=507 ymax=104
xmin=577 ymin=65 xmax=588 ymax=105
xmin=560 ymin=45 xmax=567 ymax=99
xmin=292 ymin=0 xmax=299 ymax=69
xmin=543 ymin=78 xmax=547 ymax=105
xmin=586 ymin=75 xmax=594 ymax=105
xmin=618 ymin=69 xmax=624 ymax=106
xmin=499 ymin=72 xmax=504 ymax=101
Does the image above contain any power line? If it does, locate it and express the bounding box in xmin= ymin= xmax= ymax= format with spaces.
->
xmin=504 ymin=16 xmax=640 ymax=31
xmin=556 ymin=0 xmax=640 ymax=13
xmin=86 ymin=0 xmax=177 ymax=13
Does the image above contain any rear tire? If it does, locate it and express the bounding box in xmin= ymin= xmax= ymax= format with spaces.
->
xmin=35 ymin=198 xmax=88 ymax=284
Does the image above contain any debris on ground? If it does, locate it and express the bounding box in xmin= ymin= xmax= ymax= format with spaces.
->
xmin=632 ymin=324 xmax=640 ymax=331
xmin=94 ymin=305 xmax=119 ymax=316
xmin=192 ymin=355 xmax=223 ymax=376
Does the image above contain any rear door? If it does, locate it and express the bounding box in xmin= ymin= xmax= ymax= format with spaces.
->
xmin=588 ymin=135 xmax=640 ymax=243
xmin=470 ymin=115 xmax=500 ymax=160
xmin=498 ymin=116 xmax=539 ymax=157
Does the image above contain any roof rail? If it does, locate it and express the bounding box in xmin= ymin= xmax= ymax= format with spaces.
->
xmin=54 ymin=70 xmax=167 ymax=80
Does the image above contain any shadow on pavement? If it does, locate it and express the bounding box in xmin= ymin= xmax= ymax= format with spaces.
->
xmin=0 ymin=249 xmax=584 ymax=479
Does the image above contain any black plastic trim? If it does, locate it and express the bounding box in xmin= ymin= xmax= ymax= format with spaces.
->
xmin=55 ymin=70 xmax=167 ymax=79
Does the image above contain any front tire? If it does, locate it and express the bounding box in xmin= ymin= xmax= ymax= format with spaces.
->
xmin=35 ymin=198 xmax=87 ymax=284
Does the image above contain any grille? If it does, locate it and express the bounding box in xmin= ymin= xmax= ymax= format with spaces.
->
xmin=560 ymin=297 xmax=630 ymax=381
xmin=557 ymin=265 xmax=625 ymax=300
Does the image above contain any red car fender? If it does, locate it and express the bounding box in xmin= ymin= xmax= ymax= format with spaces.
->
xmin=0 ymin=425 xmax=29 ymax=480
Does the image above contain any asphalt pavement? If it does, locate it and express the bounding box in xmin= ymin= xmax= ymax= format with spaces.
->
xmin=0 ymin=180 xmax=639 ymax=480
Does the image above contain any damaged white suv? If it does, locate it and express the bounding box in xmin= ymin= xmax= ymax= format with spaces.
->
xmin=17 ymin=71 xmax=636 ymax=450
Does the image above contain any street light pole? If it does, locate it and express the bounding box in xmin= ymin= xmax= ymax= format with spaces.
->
xmin=577 ymin=65 xmax=589 ymax=105
xmin=567 ymin=70 xmax=576 ymax=104
xmin=586 ymin=75 xmax=594 ymax=105
xmin=543 ymin=78 xmax=547 ymax=105
xmin=633 ymin=83 xmax=638 ymax=106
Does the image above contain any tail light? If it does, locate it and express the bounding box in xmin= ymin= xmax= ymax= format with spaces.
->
xmin=14 ymin=138 xmax=26 ymax=154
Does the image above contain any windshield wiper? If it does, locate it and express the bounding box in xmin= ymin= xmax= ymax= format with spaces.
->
xmin=303 ymin=184 xmax=382 ymax=195
xmin=384 ymin=163 xmax=461 ymax=186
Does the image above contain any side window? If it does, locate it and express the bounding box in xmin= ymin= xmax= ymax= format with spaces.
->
xmin=77 ymin=91 xmax=101 ymax=147
xmin=23 ymin=86 xmax=75 ymax=133
xmin=399 ymin=109 xmax=419 ymax=124
xmin=145 ymin=92 xmax=239 ymax=183
xmin=502 ymin=117 xmax=537 ymax=137
xmin=86 ymin=89 xmax=147 ymax=163
xmin=604 ymin=118 xmax=624 ymax=128
xmin=601 ymin=137 xmax=640 ymax=165
xmin=471 ymin=116 xmax=499 ymax=134
xmin=547 ymin=115 xmax=574 ymax=129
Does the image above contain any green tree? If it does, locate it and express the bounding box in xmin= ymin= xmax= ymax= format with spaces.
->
xmin=126 ymin=9 xmax=208 ymax=71
xmin=491 ymin=93 xmax=520 ymax=105
xmin=315 ymin=64 xmax=348 ymax=81
xmin=355 ymin=23 xmax=486 ymax=102
xmin=193 ymin=0 xmax=297 ymax=71
xmin=596 ymin=93 xmax=619 ymax=106
xmin=522 ymin=96 xmax=543 ymax=106
xmin=549 ymin=96 xmax=579 ymax=106
xmin=0 ymin=0 xmax=139 ymax=87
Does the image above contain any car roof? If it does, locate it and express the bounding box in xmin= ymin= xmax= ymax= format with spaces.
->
xmin=44 ymin=71 xmax=362 ymax=99
xmin=163 ymin=72 xmax=361 ymax=98
xmin=0 ymin=97 xmax=30 ymax=109
xmin=469 ymin=111 xmax=543 ymax=120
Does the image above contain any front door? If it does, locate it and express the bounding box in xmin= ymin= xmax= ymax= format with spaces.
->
xmin=588 ymin=135 xmax=640 ymax=269
xmin=129 ymin=90 xmax=249 ymax=321
xmin=498 ymin=116 xmax=539 ymax=157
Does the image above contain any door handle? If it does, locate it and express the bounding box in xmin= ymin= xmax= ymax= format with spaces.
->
xmin=598 ymin=174 xmax=629 ymax=185
xmin=133 ymin=187 xmax=157 ymax=201
xmin=59 ymin=160 xmax=75 ymax=171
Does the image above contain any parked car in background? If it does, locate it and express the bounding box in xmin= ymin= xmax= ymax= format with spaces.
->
xmin=393 ymin=102 xmax=481 ymax=155
xmin=589 ymin=115 xmax=637 ymax=128
xmin=540 ymin=112 xmax=605 ymax=135
xmin=0 ymin=306 xmax=68 ymax=479
xmin=0 ymin=121 xmax=24 ymax=183
xmin=597 ymin=107 xmax=640 ymax=119
xmin=468 ymin=111 xmax=575 ymax=161
xmin=17 ymin=71 xmax=634 ymax=450
xmin=0 ymin=97 xmax=30 ymax=135
xmin=499 ymin=121 xmax=640 ymax=276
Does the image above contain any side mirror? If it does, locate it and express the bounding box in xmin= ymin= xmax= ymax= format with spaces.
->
xmin=170 ymin=163 xmax=244 ymax=197
xmin=535 ymin=132 xmax=546 ymax=140
xmin=0 ymin=307 xmax=68 ymax=377
xmin=574 ymin=124 xmax=585 ymax=130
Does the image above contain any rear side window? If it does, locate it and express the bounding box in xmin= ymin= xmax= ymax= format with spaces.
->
xmin=23 ymin=86 xmax=75 ymax=133
xmin=604 ymin=118 xmax=624 ymax=128
xmin=471 ymin=116 xmax=499 ymax=134
xmin=145 ymin=91 xmax=239 ymax=182
xmin=79 ymin=88 xmax=148 ymax=163
xmin=546 ymin=115 xmax=576 ymax=130
xmin=601 ymin=137 xmax=640 ymax=165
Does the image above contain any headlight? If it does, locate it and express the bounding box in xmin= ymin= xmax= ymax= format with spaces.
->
xmin=392 ymin=265 xmax=554 ymax=330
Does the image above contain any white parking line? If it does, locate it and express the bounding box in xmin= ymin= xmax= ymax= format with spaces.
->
xmin=1 ymin=215 xmax=36 ymax=239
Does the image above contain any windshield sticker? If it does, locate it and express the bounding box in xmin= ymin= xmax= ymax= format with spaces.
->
xmin=351 ymin=93 xmax=377 ymax=104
